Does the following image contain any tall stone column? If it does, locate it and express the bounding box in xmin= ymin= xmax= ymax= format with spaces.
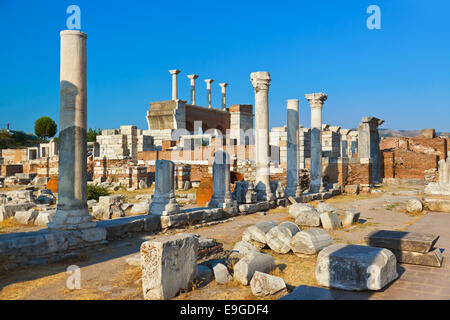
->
xmin=251 ymin=71 xmax=274 ymax=202
xmin=305 ymin=93 xmax=328 ymax=193
xmin=219 ymin=83 xmax=228 ymax=110
xmin=169 ymin=69 xmax=181 ymax=100
xmin=207 ymin=150 xmax=235 ymax=208
xmin=187 ymin=74 xmax=199 ymax=105
xmin=205 ymin=79 xmax=214 ymax=108
xmin=358 ymin=117 xmax=384 ymax=183
xmin=48 ymin=30 xmax=95 ymax=230
xmin=286 ymin=99 xmax=302 ymax=197
xmin=149 ymin=160 xmax=180 ymax=216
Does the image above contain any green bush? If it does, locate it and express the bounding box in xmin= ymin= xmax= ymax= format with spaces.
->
xmin=87 ymin=184 xmax=110 ymax=201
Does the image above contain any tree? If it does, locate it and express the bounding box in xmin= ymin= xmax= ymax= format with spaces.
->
xmin=87 ymin=128 xmax=101 ymax=142
xmin=34 ymin=116 xmax=57 ymax=140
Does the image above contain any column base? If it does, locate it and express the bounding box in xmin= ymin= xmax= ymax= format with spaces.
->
xmin=47 ymin=208 xmax=96 ymax=230
xmin=150 ymin=194 xmax=180 ymax=216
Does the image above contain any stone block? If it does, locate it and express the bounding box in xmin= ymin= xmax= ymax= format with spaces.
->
xmin=279 ymin=285 xmax=334 ymax=300
xmin=342 ymin=209 xmax=360 ymax=227
xmin=294 ymin=210 xmax=321 ymax=227
xmin=290 ymin=228 xmax=333 ymax=255
xmin=319 ymin=211 xmax=341 ymax=230
xmin=316 ymin=244 xmax=398 ymax=291
xmin=238 ymin=201 xmax=270 ymax=215
xmin=316 ymin=202 xmax=337 ymax=213
xmin=212 ymin=263 xmax=232 ymax=284
xmin=34 ymin=211 xmax=56 ymax=226
xmin=130 ymin=201 xmax=150 ymax=215
xmin=234 ymin=252 xmax=275 ymax=286
xmin=230 ymin=241 xmax=259 ymax=259
xmin=289 ymin=203 xmax=315 ymax=219
xmin=392 ymin=248 xmax=443 ymax=267
xmin=250 ymin=271 xmax=287 ymax=296
xmin=364 ymin=230 xmax=439 ymax=253
xmin=344 ymin=185 xmax=359 ymax=195
xmin=14 ymin=210 xmax=38 ymax=225
xmin=141 ymin=233 xmax=199 ymax=300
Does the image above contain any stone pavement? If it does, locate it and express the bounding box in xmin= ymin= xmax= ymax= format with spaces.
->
xmin=330 ymin=212 xmax=450 ymax=300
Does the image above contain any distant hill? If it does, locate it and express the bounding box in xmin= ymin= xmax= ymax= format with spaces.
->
xmin=379 ymin=128 xmax=448 ymax=138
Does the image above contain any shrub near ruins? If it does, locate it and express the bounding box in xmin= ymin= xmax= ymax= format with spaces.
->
xmin=87 ymin=185 xmax=110 ymax=201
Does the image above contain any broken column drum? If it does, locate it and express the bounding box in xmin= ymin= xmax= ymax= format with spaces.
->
xmin=207 ymin=150 xmax=235 ymax=208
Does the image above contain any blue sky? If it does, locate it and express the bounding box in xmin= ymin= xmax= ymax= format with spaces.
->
xmin=1 ymin=0 xmax=449 ymax=134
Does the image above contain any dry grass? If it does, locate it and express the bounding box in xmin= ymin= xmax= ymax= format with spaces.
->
xmin=0 ymin=218 xmax=39 ymax=234
xmin=325 ymin=192 xmax=383 ymax=204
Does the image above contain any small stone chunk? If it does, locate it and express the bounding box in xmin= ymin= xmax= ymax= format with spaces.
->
xmin=319 ymin=211 xmax=341 ymax=230
xmin=316 ymin=202 xmax=337 ymax=213
xmin=289 ymin=203 xmax=315 ymax=219
xmin=230 ymin=241 xmax=259 ymax=259
xmin=213 ymin=263 xmax=233 ymax=284
xmin=250 ymin=271 xmax=287 ymax=296
xmin=234 ymin=252 xmax=275 ymax=286
xmin=406 ymin=199 xmax=423 ymax=213
xmin=14 ymin=209 xmax=38 ymax=225
xmin=294 ymin=210 xmax=321 ymax=227
xmin=266 ymin=225 xmax=295 ymax=254
xmin=342 ymin=209 xmax=360 ymax=227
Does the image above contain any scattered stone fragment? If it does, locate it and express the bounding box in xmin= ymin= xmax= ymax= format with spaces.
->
xmin=316 ymin=202 xmax=337 ymax=213
xmin=289 ymin=203 xmax=315 ymax=219
xmin=342 ymin=209 xmax=360 ymax=227
xmin=230 ymin=241 xmax=259 ymax=259
xmin=294 ymin=210 xmax=321 ymax=227
xmin=238 ymin=201 xmax=270 ymax=215
xmin=14 ymin=209 xmax=39 ymax=225
xmin=234 ymin=252 xmax=275 ymax=286
xmin=244 ymin=220 xmax=277 ymax=244
xmin=364 ymin=230 xmax=439 ymax=253
xmin=391 ymin=248 xmax=443 ymax=267
xmin=316 ymin=244 xmax=398 ymax=291
xmin=290 ymin=228 xmax=333 ymax=255
xmin=34 ymin=211 xmax=56 ymax=226
xmin=406 ymin=199 xmax=423 ymax=213
xmin=250 ymin=271 xmax=287 ymax=296
xmin=212 ymin=263 xmax=232 ymax=284
xmin=344 ymin=185 xmax=359 ymax=195
xmin=279 ymin=285 xmax=334 ymax=300
xmin=130 ymin=201 xmax=150 ymax=215
xmin=319 ymin=211 xmax=341 ymax=230
xmin=287 ymin=196 xmax=297 ymax=204
xmin=141 ymin=233 xmax=199 ymax=300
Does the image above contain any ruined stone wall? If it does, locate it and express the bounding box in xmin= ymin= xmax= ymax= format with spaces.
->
xmin=0 ymin=149 xmax=27 ymax=164
xmin=0 ymin=164 xmax=23 ymax=177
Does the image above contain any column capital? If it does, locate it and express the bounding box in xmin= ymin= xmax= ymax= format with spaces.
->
xmin=251 ymin=71 xmax=271 ymax=91
xmin=187 ymin=74 xmax=199 ymax=80
xmin=60 ymin=30 xmax=87 ymax=38
xmin=204 ymin=79 xmax=214 ymax=85
xmin=305 ymin=93 xmax=328 ymax=107
xmin=219 ymin=82 xmax=228 ymax=88
xmin=169 ymin=69 xmax=181 ymax=75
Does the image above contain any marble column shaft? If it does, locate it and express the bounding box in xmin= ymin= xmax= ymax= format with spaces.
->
xmin=187 ymin=74 xmax=199 ymax=105
xmin=305 ymin=93 xmax=328 ymax=193
xmin=49 ymin=30 xmax=94 ymax=230
xmin=169 ymin=69 xmax=180 ymax=100
xmin=286 ymin=99 xmax=301 ymax=197
xmin=251 ymin=71 xmax=274 ymax=201
xmin=219 ymin=83 xmax=228 ymax=110
xmin=205 ymin=79 xmax=214 ymax=108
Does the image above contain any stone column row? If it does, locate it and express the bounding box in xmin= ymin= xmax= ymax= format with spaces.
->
xmin=168 ymin=70 xmax=229 ymax=109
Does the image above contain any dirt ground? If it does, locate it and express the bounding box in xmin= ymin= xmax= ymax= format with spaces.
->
xmin=0 ymin=185 xmax=428 ymax=300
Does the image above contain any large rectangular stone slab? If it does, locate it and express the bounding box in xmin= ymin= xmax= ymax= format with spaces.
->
xmin=141 ymin=233 xmax=198 ymax=300
xmin=316 ymin=244 xmax=398 ymax=291
xmin=364 ymin=230 xmax=439 ymax=253
xmin=391 ymin=248 xmax=443 ymax=267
